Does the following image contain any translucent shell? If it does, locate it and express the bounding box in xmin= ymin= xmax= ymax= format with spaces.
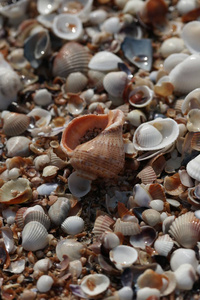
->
xmin=61 ymin=109 xmax=125 ymax=180
xmin=133 ymin=118 xmax=179 ymax=151
xmin=169 ymin=212 xmax=200 ymax=248
xmin=128 ymin=85 xmax=154 ymax=108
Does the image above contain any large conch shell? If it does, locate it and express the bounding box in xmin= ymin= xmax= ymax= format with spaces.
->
xmin=61 ymin=109 xmax=125 ymax=180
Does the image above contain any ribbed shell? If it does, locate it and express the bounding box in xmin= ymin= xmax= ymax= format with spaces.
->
xmin=114 ymin=218 xmax=141 ymax=236
xmin=52 ymin=42 xmax=91 ymax=78
xmin=92 ymin=215 xmax=114 ymax=237
xmin=24 ymin=211 xmax=51 ymax=230
xmin=186 ymin=154 xmax=200 ymax=181
xmin=169 ymin=212 xmax=200 ymax=248
xmin=154 ymin=234 xmax=174 ymax=256
xmin=3 ymin=112 xmax=31 ymax=136
xmin=61 ymin=216 xmax=84 ymax=235
xmin=61 ymin=109 xmax=125 ymax=180
xmin=48 ymin=197 xmax=71 ymax=226
xmin=22 ymin=221 xmax=49 ymax=251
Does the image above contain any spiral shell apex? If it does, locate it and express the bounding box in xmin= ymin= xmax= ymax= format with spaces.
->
xmin=61 ymin=109 xmax=125 ymax=180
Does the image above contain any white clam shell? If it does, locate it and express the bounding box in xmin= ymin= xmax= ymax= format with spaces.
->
xmin=27 ymin=108 xmax=51 ymax=128
xmin=36 ymin=275 xmax=54 ymax=293
xmin=33 ymin=89 xmax=52 ymax=106
xmin=34 ymin=258 xmax=52 ymax=272
xmin=37 ymin=183 xmax=59 ymax=196
xmin=182 ymin=88 xmax=200 ymax=114
xmin=101 ymin=17 xmax=122 ymax=34
xmin=37 ymin=0 xmax=60 ymax=15
xmin=34 ymin=154 xmax=50 ymax=171
xmin=102 ymin=232 xmax=120 ymax=250
xmin=133 ymin=118 xmax=179 ymax=151
xmin=56 ymin=238 xmax=84 ymax=261
xmin=154 ymin=234 xmax=174 ymax=257
xmin=163 ymin=53 xmax=189 ymax=74
xmin=48 ymin=197 xmax=71 ymax=226
xmin=88 ymin=51 xmax=123 ymax=71
xmin=68 ymin=171 xmax=91 ymax=197
xmin=81 ymin=274 xmax=110 ymax=297
xmin=174 ymin=264 xmax=196 ymax=290
xmin=22 ymin=221 xmax=49 ymax=251
xmin=6 ymin=136 xmax=31 ymax=157
xmin=89 ymin=9 xmax=107 ymax=25
xmin=136 ymin=287 xmax=160 ymax=300
xmin=0 ymin=0 xmax=29 ymax=19
xmin=69 ymin=260 xmax=82 ymax=278
xmin=149 ymin=200 xmax=164 ymax=212
xmin=160 ymin=37 xmax=185 ymax=58
xmin=142 ymin=209 xmax=161 ymax=227
xmin=103 ymin=71 xmax=128 ymax=98
xmin=170 ymin=248 xmax=198 ymax=271
xmin=109 ymin=245 xmax=138 ymax=270
xmin=117 ymin=287 xmax=134 ymax=300
xmin=123 ymin=0 xmax=145 ymax=14
xmin=176 ymin=0 xmax=197 ymax=15
xmin=53 ymin=14 xmax=83 ymax=41
xmin=61 ymin=216 xmax=84 ymax=235
xmin=59 ymin=0 xmax=93 ymax=23
xmin=186 ymin=154 xmax=200 ymax=181
xmin=64 ymin=72 xmax=88 ymax=93
xmin=129 ymin=85 xmax=154 ymax=108
xmin=126 ymin=109 xmax=147 ymax=127
xmin=181 ymin=21 xmax=200 ymax=54
xmin=169 ymin=53 xmax=200 ymax=94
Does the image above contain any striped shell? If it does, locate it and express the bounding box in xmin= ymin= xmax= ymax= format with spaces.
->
xmin=169 ymin=212 xmax=200 ymax=248
xmin=2 ymin=112 xmax=31 ymax=136
xmin=61 ymin=109 xmax=125 ymax=180
xmin=154 ymin=234 xmax=174 ymax=257
xmin=22 ymin=221 xmax=49 ymax=251
xmin=52 ymin=42 xmax=91 ymax=78
xmin=113 ymin=218 xmax=141 ymax=236
xmin=61 ymin=216 xmax=84 ymax=235
xmin=48 ymin=197 xmax=71 ymax=226
xmin=24 ymin=210 xmax=51 ymax=230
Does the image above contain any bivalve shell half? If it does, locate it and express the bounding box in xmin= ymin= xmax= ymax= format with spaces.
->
xmin=186 ymin=109 xmax=200 ymax=132
xmin=170 ymin=248 xmax=198 ymax=271
xmin=128 ymin=85 xmax=154 ymax=108
xmin=130 ymin=225 xmax=156 ymax=249
xmin=181 ymin=21 xmax=200 ymax=54
xmin=154 ymin=234 xmax=174 ymax=257
xmin=109 ymin=245 xmax=138 ymax=270
xmin=6 ymin=136 xmax=31 ymax=157
xmin=186 ymin=154 xmax=200 ymax=181
xmin=88 ymin=51 xmax=123 ymax=71
xmin=133 ymin=118 xmax=179 ymax=151
xmin=81 ymin=274 xmax=110 ymax=297
xmin=169 ymin=212 xmax=200 ymax=248
xmin=37 ymin=0 xmax=60 ymax=15
xmin=24 ymin=210 xmax=51 ymax=230
xmin=22 ymin=221 xmax=49 ymax=251
xmin=36 ymin=275 xmax=54 ymax=293
xmin=103 ymin=71 xmax=128 ymax=98
xmin=182 ymin=88 xmax=200 ymax=115
xmin=56 ymin=238 xmax=84 ymax=261
xmin=61 ymin=216 xmax=84 ymax=235
xmin=2 ymin=112 xmax=31 ymax=136
xmin=113 ymin=218 xmax=141 ymax=236
xmin=48 ymin=197 xmax=71 ymax=226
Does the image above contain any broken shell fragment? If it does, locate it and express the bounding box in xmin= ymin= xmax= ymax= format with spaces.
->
xmin=81 ymin=274 xmax=110 ymax=297
xmin=109 ymin=245 xmax=138 ymax=270
xmin=6 ymin=136 xmax=31 ymax=157
xmin=128 ymin=85 xmax=154 ymax=108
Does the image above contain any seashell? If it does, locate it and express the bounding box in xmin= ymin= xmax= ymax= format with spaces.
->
xmin=128 ymin=85 xmax=154 ymax=108
xmin=169 ymin=53 xmax=200 ymax=94
xmin=126 ymin=109 xmax=147 ymax=127
xmin=133 ymin=118 xmax=179 ymax=151
xmin=122 ymin=0 xmax=145 ymax=15
xmin=169 ymin=212 xmax=200 ymax=248
xmin=69 ymin=260 xmax=82 ymax=278
xmin=1 ymin=227 xmax=15 ymax=254
xmin=154 ymin=234 xmax=174 ymax=257
xmin=101 ymin=16 xmax=122 ymax=34
xmin=64 ymin=72 xmax=88 ymax=93
xmin=163 ymin=53 xmax=189 ymax=74
xmin=176 ymin=0 xmax=197 ymax=15
xmin=89 ymin=9 xmax=107 ymax=25
xmin=132 ymin=184 xmax=152 ymax=207
xmin=48 ymin=197 xmax=71 ymax=226
xmin=0 ymin=178 xmax=32 ymax=204
xmin=68 ymin=171 xmax=91 ymax=197
xmin=56 ymin=238 xmax=84 ymax=261
xmin=27 ymin=108 xmax=51 ymax=128
xmin=160 ymin=37 xmax=185 ymax=58
xmin=136 ymin=287 xmax=160 ymax=300
xmin=182 ymin=88 xmax=200 ymax=115
xmin=52 ymin=14 xmax=83 ymax=41
xmin=52 ymin=42 xmax=91 ymax=78
xmin=33 ymin=89 xmax=52 ymax=106
xmin=130 ymin=226 xmax=156 ymax=249
xmin=163 ymin=173 xmax=186 ymax=196
xmin=137 ymin=166 xmax=157 ymax=185
xmin=61 ymin=216 xmax=84 ymax=235
xmin=61 ymin=109 xmax=125 ymax=180
xmin=7 ymin=48 xmax=29 ymax=70
xmin=34 ymin=154 xmax=50 ymax=171
xmin=174 ymin=264 xmax=196 ymax=290
xmin=88 ymin=51 xmax=123 ymax=71
xmin=48 ymin=148 xmax=67 ymax=170
xmin=36 ymin=275 xmax=54 ymax=293
xmin=2 ymin=208 xmax=16 ymax=225
xmin=121 ymin=37 xmax=152 ymax=71
xmin=162 ymin=215 xmax=175 ymax=234
xmin=88 ymin=70 xmax=105 ymax=92
xmin=37 ymin=183 xmax=59 ymax=196
xmin=114 ymin=286 xmax=134 ymax=300
xmin=93 ymin=215 xmax=114 ymax=237
xmin=142 ymin=209 xmax=161 ymax=227
xmin=42 ymin=165 xmax=59 ymax=179
xmin=37 ymin=13 xmax=56 ymax=29
xmin=33 ymin=258 xmax=52 ymax=272
xmin=149 ymin=200 xmax=164 ymax=212
xmin=137 ymin=269 xmax=167 ymax=291
xmin=0 ymin=0 xmax=29 ymax=20
xmin=59 ymin=0 xmax=93 ymax=23
xmin=2 ymin=112 xmax=30 ymax=136
xmin=186 ymin=154 xmax=200 ymax=181
xmin=186 ymin=108 xmax=200 ymax=132
xmin=81 ymin=274 xmax=110 ymax=297
xmin=37 ymin=0 xmax=60 ymax=15
xmin=0 ymin=67 xmax=22 ymax=110
xmin=6 ymin=136 xmax=31 ymax=157
xmin=101 ymin=232 xmax=120 ymax=251
xmin=24 ymin=30 xmax=51 ymax=68
xmin=22 ymin=221 xmax=49 ymax=251
xmin=109 ymin=245 xmax=138 ymax=270
xmin=103 ymin=71 xmax=128 ymax=98
xmin=24 ymin=210 xmax=51 ymax=230
xmin=181 ymin=21 xmax=200 ymax=54
xmin=114 ymin=218 xmax=141 ymax=236
xmin=66 ymin=95 xmax=86 ymax=116
xmin=170 ymin=248 xmax=198 ymax=271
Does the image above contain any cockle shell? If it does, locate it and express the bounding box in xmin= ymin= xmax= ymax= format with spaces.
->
xmin=61 ymin=216 xmax=84 ymax=235
xmin=22 ymin=221 xmax=49 ymax=251
xmin=48 ymin=197 xmax=71 ymax=226
xmin=133 ymin=118 xmax=179 ymax=151
xmin=52 ymin=42 xmax=91 ymax=78
xmin=181 ymin=21 xmax=200 ymax=54
xmin=2 ymin=112 xmax=31 ymax=136
xmin=113 ymin=218 xmax=141 ymax=236
xmin=52 ymin=14 xmax=83 ymax=41
xmin=92 ymin=215 xmax=114 ymax=237
xmin=24 ymin=210 xmax=51 ymax=230
xmin=81 ymin=274 xmax=110 ymax=297
xmin=61 ymin=109 xmax=125 ymax=180
xmin=88 ymin=51 xmax=123 ymax=71
xmin=64 ymin=72 xmax=88 ymax=93
xmin=186 ymin=154 xmax=200 ymax=181
xmin=0 ymin=178 xmax=32 ymax=204
xmin=154 ymin=234 xmax=174 ymax=257
xmin=169 ymin=53 xmax=200 ymax=94
xmin=169 ymin=212 xmax=200 ymax=248
xmin=109 ymin=245 xmax=138 ymax=270
xmin=0 ymin=67 xmax=22 ymax=110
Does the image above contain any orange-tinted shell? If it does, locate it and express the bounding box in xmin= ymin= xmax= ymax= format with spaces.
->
xmin=61 ymin=109 xmax=125 ymax=180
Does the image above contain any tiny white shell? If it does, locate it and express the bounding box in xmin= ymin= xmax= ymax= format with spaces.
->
xmin=36 ymin=275 xmax=54 ymax=293
xmin=89 ymin=9 xmax=107 ymax=25
xmin=59 ymin=0 xmax=93 ymax=23
xmin=88 ymin=51 xmax=123 ymax=71
xmin=53 ymin=14 xmax=83 ymax=41
xmin=6 ymin=136 xmax=31 ymax=157
xmin=37 ymin=183 xmax=59 ymax=196
xmin=48 ymin=197 xmax=71 ymax=226
xmin=133 ymin=184 xmax=152 ymax=207
xmin=22 ymin=221 xmax=49 ymax=251
xmin=176 ymin=0 xmax=197 ymax=15
xmin=81 ymin=274 xmax=110 ymax=297
xmin=126 ymin=109 xmax=147 ymax=127
xmin=109 ymin=245 xmax=138 ymax=270
xmin=170 ymin=248 xmax=198 ymax=271
xmin=61 ymin=216 xmax=84 ymax=235
xmin=163 ymin=53 xmax=189 ymax=74
xmin=33 ymin=89 xmax=52 ymax=106
xmin=117 ymin=287 xmax=134 ymax=300
xmin=128 ymin=85 xmax=154 ymax=108
xmin=150 ymin=200 xmax=164 ymax=212
xmin=37 ymin=0 xmax=60 ymax=15
xmin=101 ymin=17 xmax=122 ymax=34
xmin=69 ymin=260 xmax=82 ymax=278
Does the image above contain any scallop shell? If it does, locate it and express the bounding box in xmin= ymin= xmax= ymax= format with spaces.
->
xmin=133 ymin=118 xmax=179 ymax=151
xmin=22 ymin=221 xmax=49 ymax=251
xmin=181 ymin=21 xmax=200 ymax=54
xmin=24 ymin=211 xmax=51 ymax=230
xmin=52 ymin=42 xmax=91 ymax=78
xmin=169 ymin=53 xmax=200 ymax=94
xmin=182 ymin=88 xmax=200 ymax=115
xmin=2 ymin=112 xmax=30 ymax=136
xmin=61 ymin=216 xmax=84 ymax=235
xmin=88 ymin=51 xmax=123 ymax=71
xmin=81 ymin=274 xmax=110 ymax=297
xmin=61 ymin=109 xmax=125 ymax=180
xmin=103 ymin=71 xmax=128 ymax=98
xmin=0 ymin=178 xmax=32 ymax=204
xmin=6 ymin=136 xmax=31 ymax=157
xmin=48 ymin=197 xmax=71 ymax=226
xmin=169 ymin=212 xmax=200 ymax=248
xmin=52 ymin=14 xmax=83 ymax=41
xmin=186 ymin=154 xmax=200 ymax=181
xmin=154 ymin=234 xmax=174 ymax=257
xmin=128 ymin=85 xmax=154 ymax=108
xmin=109 ymin=245 xmax=138 ymax=270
